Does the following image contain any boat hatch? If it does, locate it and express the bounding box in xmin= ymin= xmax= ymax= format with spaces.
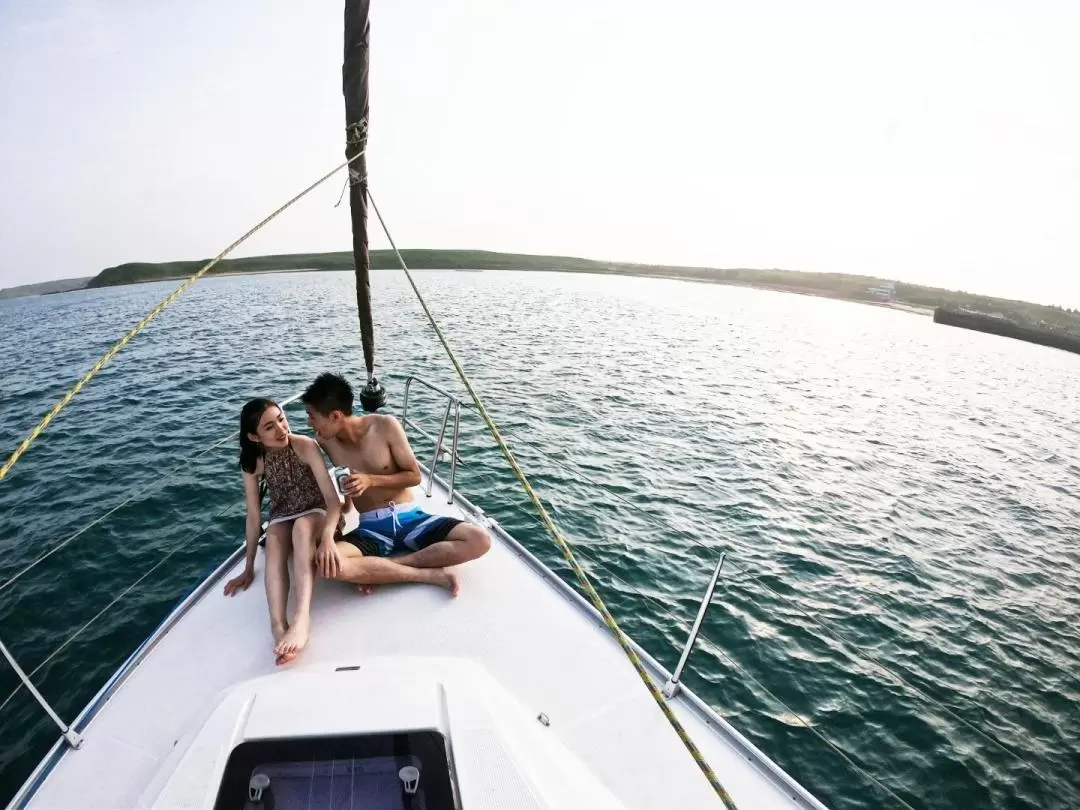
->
xmin=214 ymin=731 xmax=454 ymax=810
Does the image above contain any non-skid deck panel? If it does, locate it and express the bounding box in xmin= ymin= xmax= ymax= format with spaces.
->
xmin=24 ymin=481 xmax=821 ymax=810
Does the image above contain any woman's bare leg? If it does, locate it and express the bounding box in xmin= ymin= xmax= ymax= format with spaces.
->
xmin=276 ymin=513 xmax=321 ymax=662
xmin=264 ymin=525 xmax=293 ymax=658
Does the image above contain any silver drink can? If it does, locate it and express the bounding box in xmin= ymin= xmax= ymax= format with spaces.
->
xmin=330 ymin=466 xmax=351 ymax=497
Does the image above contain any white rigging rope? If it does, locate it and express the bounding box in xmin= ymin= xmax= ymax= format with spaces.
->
xmin=0 ymin=397 xmax=308 ymax=721
xmin=0 ymin=432 xmax=234 ymax=597
xmin=0 ymin=499 xmax=243 ymax=717
xmin=0 ymin=394 xmax=303 ymax=597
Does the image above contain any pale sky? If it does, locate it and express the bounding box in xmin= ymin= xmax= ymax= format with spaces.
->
xmin=1 ymin=0 xmax=1078 ymax=306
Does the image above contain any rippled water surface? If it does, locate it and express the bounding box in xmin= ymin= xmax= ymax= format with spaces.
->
xmin=0 ymin=270 xmax=1078 ymax=809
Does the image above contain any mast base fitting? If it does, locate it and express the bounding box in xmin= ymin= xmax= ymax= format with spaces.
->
xmin=359 ymin=378 xmax=387 ymax=412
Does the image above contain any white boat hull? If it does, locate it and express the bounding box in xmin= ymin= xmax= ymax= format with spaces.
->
xmin=12 ymin=474 xmax=827 ymax=810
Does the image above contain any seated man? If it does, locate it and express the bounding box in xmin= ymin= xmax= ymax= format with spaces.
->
xmin=302 ymin=373 xmax=491 ymax=590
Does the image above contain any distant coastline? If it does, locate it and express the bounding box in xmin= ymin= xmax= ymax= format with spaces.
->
xmin=0 ymin=276 xmax=94 ymax=300
xmin=4 ymin=250 xmax=1080 ymax=346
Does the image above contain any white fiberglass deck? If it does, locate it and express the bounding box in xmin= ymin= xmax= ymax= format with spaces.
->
xmin=14 ymin=476 xmax=826 ymax=810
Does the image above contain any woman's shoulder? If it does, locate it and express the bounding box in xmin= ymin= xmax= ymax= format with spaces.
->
xmin=290 ymin=433 xmax=320 ymax=458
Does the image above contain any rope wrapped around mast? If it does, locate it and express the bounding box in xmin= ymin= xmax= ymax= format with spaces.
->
xmin=343 ymin=0 xmax=385 ymax=411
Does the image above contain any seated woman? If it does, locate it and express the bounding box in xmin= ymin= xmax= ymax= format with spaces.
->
xmin=225 ymin=398 xmax=341 ymax=665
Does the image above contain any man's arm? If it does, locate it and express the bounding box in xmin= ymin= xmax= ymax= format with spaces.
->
xmin=314 ymin=435 xmax=339 ymax=466
xmin=379 ymin=416 xmax=422 ymax=488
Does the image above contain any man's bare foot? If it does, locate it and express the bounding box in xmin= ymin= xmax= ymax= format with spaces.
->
xmin=274 ymin=614 xmax=309 ymax=665
xmin=433 ymin=570 xmax=459 ymax=597
xmin=356 ymin=584 xmax=375 ymax=596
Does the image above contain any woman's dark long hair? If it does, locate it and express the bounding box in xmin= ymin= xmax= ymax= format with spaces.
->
xmin=239 ymin=398 xmax=278 ymax=474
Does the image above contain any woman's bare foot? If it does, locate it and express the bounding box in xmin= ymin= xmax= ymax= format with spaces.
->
xmin=271 ymin=621 xmax=296 ymax=666
xmin=356 ymin=584 xmax=376 ymax=596
xmin=274 ymin=614 xmax=310 ymax=665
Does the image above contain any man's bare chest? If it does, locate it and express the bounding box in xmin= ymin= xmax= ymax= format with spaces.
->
xmin=326 ymin=436 xmax=396 ymax=474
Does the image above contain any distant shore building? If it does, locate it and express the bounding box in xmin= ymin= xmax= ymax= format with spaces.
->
xmin=868 ymin=280 xmax=897 ymax=300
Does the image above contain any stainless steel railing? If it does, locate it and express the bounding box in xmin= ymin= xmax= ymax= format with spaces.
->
xmin=400 ymin=375 xmax=464 ymax=503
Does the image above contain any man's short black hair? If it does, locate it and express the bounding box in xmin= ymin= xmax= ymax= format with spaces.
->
xmin=302 ymin=373 xmax=354 ymax=416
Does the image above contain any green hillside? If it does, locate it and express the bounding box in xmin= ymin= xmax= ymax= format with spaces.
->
xmin=87 ymin=249 xmax=640 ymax=287
xmin=57 ymin=248 xmax=1080 ymax=337
xmin=0 ymin=276 xmax=94 ymax=300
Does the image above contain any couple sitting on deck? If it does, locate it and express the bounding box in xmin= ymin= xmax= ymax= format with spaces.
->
xmin=224 ymin=373 xmax=491 ymax=665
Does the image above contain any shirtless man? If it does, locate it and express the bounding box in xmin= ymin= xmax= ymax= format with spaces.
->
xmin=302 ymin=373 xmax=491 ymax=594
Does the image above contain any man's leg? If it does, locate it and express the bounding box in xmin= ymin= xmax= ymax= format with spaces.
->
xmin=331 ymin=541 xmax=459 ymax=596
xmin=276 ymin=513 xmax=320 ymax=662
xmin=264 ymin=525 xmax=292 ymax=657
xmin=393 ymin=522 xmax=491 ymax=569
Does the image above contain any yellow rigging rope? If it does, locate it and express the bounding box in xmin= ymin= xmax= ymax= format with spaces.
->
xmin=0 ymin=153 xmax=363 ymax=485
xmin=367 ymin=189 xmax=740 ymax=809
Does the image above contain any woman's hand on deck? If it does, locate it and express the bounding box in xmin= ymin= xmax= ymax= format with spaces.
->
xmin=317 ymin=539 xmax=342 ymax=579
xmin=224 ymin=567 xmax=255 ymax=596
